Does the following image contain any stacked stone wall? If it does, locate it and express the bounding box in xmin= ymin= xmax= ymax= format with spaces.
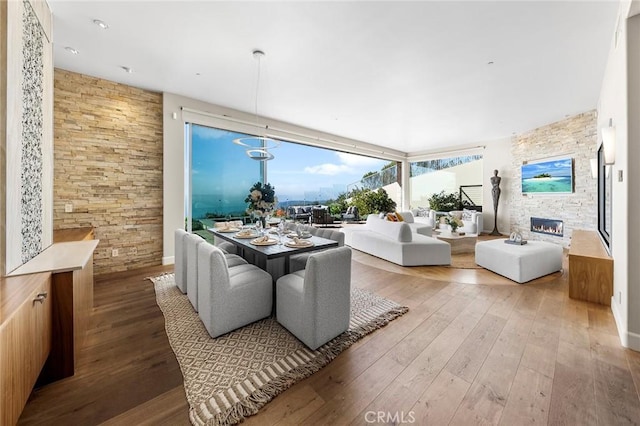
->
xmin=509 ymin=111 xmax=597 ymax=247
xmin=53 ymin=69 xmax=163 ymax=275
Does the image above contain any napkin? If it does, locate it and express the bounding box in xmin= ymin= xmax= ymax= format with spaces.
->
xmin=257 ymin=235 xmax=269 ymax=242
xmin=237 ymin=229 xmax=252 ymax=236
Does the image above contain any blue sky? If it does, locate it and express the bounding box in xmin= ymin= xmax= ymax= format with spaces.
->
xmin=521 ymin=158 xmax=572 ymax=179
xmin=191 ymin=125 xmax=388 ymax=202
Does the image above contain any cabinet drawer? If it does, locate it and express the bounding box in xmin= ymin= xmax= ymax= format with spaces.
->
xmin=0 ymin=279 xmax=52 ymax=425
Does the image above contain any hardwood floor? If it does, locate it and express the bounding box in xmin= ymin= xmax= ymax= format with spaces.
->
xmin=19 ymin=250 xmax=640 ymax=425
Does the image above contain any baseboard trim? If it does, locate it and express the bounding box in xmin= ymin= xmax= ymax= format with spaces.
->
xmin=628 ymin=330 xmax=640 ymax=352
xmin=610 ymin=297 xmax=637 ymax=349
xmin=162 ymin=256 xmax=175 ymax=265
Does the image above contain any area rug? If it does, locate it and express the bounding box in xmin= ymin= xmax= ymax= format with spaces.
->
xmin=149 ymin=274 xmax=408 ymax=426
xmin=449 ymin=251 xmax=482 ymax=269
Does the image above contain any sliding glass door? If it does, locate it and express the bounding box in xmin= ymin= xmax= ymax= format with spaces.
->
xmin=186 ymin=124 xmax=263 ymax=230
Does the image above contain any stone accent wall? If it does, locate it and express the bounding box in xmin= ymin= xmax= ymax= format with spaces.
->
xmin=509 ymin=111 xmax=597 ymax=248
xmin=53 ymin=69 xmax=163 ymax=275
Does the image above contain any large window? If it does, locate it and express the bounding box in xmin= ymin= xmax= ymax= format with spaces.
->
xmin=187 ymin=124 xmax=262 ymax=225
xmin=185 ymin=123 xmax=389 ymax=229
xmin=409 ymin=155 xmax=483 ymax=210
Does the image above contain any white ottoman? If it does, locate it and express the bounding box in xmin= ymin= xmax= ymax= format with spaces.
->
xmin=475 ymin=239 xmax=563 ymax=283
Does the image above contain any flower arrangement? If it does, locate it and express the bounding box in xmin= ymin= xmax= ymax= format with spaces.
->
xmin=245 ymin=182 xmax=277 ymax=218
xmin=443 ymin=215 xmax=464 ymax=232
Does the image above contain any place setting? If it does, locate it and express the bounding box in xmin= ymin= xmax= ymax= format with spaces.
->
xmin=285 ymin=236 xmax=314 ymax=248
xmin=216 ymin=223 xmax=242 ymax=233
xmin=250 ymin=235 xmax=279 ymax=246
xmin=234 ymin=228 xmax=259 ymax=239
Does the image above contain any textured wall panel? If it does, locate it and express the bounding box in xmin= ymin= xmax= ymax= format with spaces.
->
xmin=20 ymin=0 xmax=44 ymax=263
xmin=509 ymin=111 xmax=598 ymax=248
xmin=53 ymin=70 xmax=163 ymax=275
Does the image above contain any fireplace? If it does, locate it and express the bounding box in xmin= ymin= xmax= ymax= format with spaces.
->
xmin=530 ymin=217 xmax=563 ymax=237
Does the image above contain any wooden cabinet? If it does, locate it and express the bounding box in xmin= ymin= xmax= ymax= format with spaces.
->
xmin=568 ymin=230 xmax=614 ymax=306
xmin=2 ymin=237 xmax=98 ymax=423
xmin=0 ymin=273 xmax=52 ymax=426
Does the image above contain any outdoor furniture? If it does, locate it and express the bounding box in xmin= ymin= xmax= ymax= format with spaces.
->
xmin=174 ymin=229 xmax=188 ymax=294
xmin=312 ymin=208 xmax=334 ymax=226
xmin=287 ymin=206 xmax=313 ymax=222
xmin=276 ymin=246 xmax=352 ymax=350
xmin=197 ymin=242 xmax=273 ymax=338
xmin=341 ymin=206 xmax=360 ymax=222
xmin=475 ymin=239 xmax=563 ymax=283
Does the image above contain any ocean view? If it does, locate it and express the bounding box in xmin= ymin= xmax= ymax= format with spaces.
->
xmin=521 ymin=176 xmax=572 ymax=193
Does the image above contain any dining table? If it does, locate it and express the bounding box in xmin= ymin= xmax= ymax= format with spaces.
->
xmin=207 ymin=227 xmax=339 ymax=281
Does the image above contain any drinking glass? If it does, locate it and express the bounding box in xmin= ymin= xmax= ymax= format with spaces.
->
xmin=277 ymin=221 xmax=285 ymax=245
xmin=255 ymin=219 xmax=263 ymax=236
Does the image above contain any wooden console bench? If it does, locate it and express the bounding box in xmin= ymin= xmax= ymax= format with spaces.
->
xmin=568 ymin=230 xmax=613 ymax=306
xmin=1 ymin=236 xmax=98 ymax=424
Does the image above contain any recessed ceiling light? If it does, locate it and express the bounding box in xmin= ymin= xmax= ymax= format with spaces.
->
xmin=65 ymin=46 xmax=79 ymax=55
xmin=487 ymin=61 xmax=494 ymax=65
xmin=93 ymin=19 xmax=109 ymax=30
xmin=121 ymin=66 xmax=133 ymax=73
xmin=195 ymin=72 xmax=201 ymax=76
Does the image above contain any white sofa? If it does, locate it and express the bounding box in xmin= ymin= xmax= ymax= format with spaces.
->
xmin=342 ymin=214 xmax=450 ymax=266
xmin=397 ymin=211 xmax=432 ymax=236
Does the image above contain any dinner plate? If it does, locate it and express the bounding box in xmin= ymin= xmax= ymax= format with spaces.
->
xmin=217 ymin=228 xmax=241 ymax=233
xmin=285 ymin=240 xmax=314 ymax=248
xmin=251 ymin=238 xmax=278 ymax=246
xmin=287 ymin=234 xmax=311 ymax=239
xmin=235 ymin=232 xmax=259 ymax=239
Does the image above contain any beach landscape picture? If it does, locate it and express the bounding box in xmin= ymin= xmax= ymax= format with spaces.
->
xmin=521 ymin=157 xmax=573 ymax=193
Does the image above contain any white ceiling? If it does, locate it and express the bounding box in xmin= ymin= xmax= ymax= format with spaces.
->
xmin=49 ymin=1 xmax=619 ymax=155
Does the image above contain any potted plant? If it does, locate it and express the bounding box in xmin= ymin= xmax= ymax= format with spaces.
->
xmin=428 ymin=191 xmax=461 ymax=212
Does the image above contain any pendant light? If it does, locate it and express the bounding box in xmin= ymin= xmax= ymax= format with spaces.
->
xmin=233 ymin=50 xmax=280 ymax=160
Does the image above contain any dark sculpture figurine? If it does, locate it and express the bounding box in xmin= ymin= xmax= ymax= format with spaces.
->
xmin=490 ymin=169 xmax=501 ymax=235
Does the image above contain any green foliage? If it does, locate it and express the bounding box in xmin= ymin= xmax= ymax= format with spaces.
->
xmin=428 ymin=191 xmax=461 ymax=212
xmin=351 ymin=188 xmax=397 ymax=216
xmin=192 ymin=219 xmax=204 ymax=231
xmin=329 ymin=203 xmax=343 ymax=215
xmin=328 ymin=192 xmax=350 ymax=215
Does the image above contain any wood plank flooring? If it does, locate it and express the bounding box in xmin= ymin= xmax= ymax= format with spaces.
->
xmin=18 ymin=249 xmax=640 ymax=425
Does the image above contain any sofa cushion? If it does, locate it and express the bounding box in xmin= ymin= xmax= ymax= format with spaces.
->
xmin=366 ymin=215 xmax=412 ymax=242
xmin=398 ymin=211 xmax=414 ymax=223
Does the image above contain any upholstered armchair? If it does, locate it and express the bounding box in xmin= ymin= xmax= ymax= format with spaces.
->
xmin=276 ymin=247 xmax=352 ymax=350
xmin=185 ymin=233 xmax=206 ymax=311
xmin=174 ymin=229 xmax=188 ymax=294
xmin=289 ymin=227 xmax=345 ymax=273
xmin=184 ymin=233 xmax=248 ymax=312
xmin=197 ymin=242 xmax=273 ymax=338
xmin=448 ymin=210 xmax=483 ymax=234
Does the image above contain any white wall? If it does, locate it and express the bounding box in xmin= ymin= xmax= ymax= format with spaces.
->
xmin=598 ymin=0 xmax=637 ymax=350
xmin=626 ymin=9 xmax=640 ymax=349
xmin=409 ymin=159 xmax=483 ymax=209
